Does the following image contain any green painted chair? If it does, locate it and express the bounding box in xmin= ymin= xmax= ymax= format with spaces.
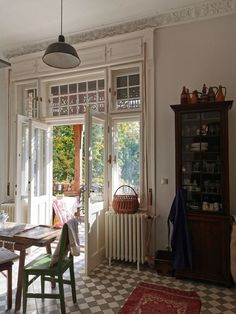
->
xmin=22 ymin=223 xmax=77 ymax=314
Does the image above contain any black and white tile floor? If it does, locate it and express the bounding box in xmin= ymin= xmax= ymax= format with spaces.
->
xmin=0 ymin=232 xmax=235 ymax=313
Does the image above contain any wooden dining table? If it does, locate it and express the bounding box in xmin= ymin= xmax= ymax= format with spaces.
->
xmin=0 ymin=222 xmax=60 ymax=312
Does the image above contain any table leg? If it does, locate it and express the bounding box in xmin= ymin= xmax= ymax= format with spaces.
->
xmin=7 ymin=262 xmax=13 ymax=310
xmin=15 ymin=250 xmax=26 ymax=312
xmin=46 ymin=242 xmax=52 ymax=255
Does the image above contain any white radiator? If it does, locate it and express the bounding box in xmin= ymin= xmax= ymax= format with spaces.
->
xmin=0 ymin=203 xmax=15 ymax=221
xmin=105 ymin=211 xmax=148 ymax=270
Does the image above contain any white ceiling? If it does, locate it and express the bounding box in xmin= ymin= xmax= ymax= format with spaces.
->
xmin=0 ymin=0 xmax=217 ymax=57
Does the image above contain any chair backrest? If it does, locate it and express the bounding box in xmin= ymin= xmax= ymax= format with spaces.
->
xmin=50 ymin=217 xmax=79 ymax=268
xmin=57 ymin=223 xmax=71 ymax=267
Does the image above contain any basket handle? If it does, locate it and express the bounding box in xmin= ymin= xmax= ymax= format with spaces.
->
xmin=113 ymin=185 xmax=138 ymax=196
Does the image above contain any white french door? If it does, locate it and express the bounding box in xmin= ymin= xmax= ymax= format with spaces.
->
xmin=16 ymin=115 xmax=52 ymax=225
xmin=16 ymin=115 xmax=29 ymax=223
xmin=84 ymin=106 xmax=107 ymax=274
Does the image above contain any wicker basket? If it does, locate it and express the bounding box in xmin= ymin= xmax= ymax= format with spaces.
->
xmin=112 ymin=185 xmax=139 ymax=214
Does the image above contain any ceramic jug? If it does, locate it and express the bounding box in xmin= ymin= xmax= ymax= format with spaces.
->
xmin=0 ymin=210 xmax=8 ymax=227
xmin=207 ymin=86 xmax=218 ymax=102
xmin=191 ymin=90 xmax=199 ymax=104
xmin=216 ymin=85 xmax=226 ymax=102
xmin=180 ymin=86 xmax=188 ymax=104
xmin=186 ymin=88 xmax=191 ymax=104
xmin=200 ymin=84 xmax=208 ymax=103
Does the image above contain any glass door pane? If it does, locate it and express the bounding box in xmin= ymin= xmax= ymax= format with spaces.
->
xmin=112 ymin=119 xmax=141 ymax=195
xmin=21 ymin=123 xmax=29 ymax=198
xmin=29 ymin=121 xmax=52 ymax=225
xmin=181 ymin=110 xmax=222 ymax=213
xmin=32 ymin=128 xmax=46 ymax=196
xmin=90 ymin=119 xmax=105 ymax=204
xmin=84 ymin=106 xmax=106 ymax=274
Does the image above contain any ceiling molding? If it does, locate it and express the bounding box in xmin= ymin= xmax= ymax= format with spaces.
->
xmin=0 ymin=59 xmax=11 ymax=68
xmin=5 ymin=0 xmax=236 ymax=59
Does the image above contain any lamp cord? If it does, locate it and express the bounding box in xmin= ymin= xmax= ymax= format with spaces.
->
xmin=61 ymin=0 xmax=63 ymax=36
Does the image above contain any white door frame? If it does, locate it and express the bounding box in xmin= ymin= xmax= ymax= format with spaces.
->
xmin=16 ymin=115 xmax=52 ymax=225
xmin=84 ymin=105 xmax=107 ymax=274
xmin=29 ymin=120 xmax=52 ymax=225
xmin=16 ymin=115 xmax=29 ymax=223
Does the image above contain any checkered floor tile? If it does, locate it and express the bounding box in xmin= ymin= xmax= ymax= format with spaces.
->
xmin=0 ymin=247 xmax=236 ymax=313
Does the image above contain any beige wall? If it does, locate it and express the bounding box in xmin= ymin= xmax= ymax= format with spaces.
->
xmin=0 ymin=13 xmax=236 ymax=250
xmin=0 ymin=69 xmax=8 ymax=204
xmin=154 ymin=14 xmax=236 ymax=249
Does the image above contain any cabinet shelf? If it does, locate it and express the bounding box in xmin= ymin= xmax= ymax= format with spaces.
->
xmin=183 ymin=151 xmax=220 ymax=154
xmin=182 ymin=135 xmax=220 ymax=138
xmin=182 ymin=171 xmax=200 ymax=174
xmin=182 ymin=171 xmax=220 ymax=175
xmin=185 ymin=190 xmax=201 ymax=194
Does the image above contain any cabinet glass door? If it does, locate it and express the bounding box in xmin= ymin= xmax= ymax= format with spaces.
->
xmin=181 ymin=111 xmax=222 ymax=213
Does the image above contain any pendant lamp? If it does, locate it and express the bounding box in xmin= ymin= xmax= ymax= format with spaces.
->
xmin=42 ymin=0 xmax=81 ymax=69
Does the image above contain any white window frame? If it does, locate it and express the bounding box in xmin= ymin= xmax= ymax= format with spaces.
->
xmin=35 ymin=64 xmax=144 ymax=209
xmin=107 ymin=62 xmax=143 ymax=207
xmin=14 ymin=79 xmax=39 ymax=118
xmin=108 ymin=63 xmax=143 ymax=114
xmin=108 ymin=111 xmax=144 ymax=208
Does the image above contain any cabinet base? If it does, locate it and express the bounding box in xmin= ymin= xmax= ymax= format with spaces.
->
xmin=175 ymin=270 xmax=233 ymax=287
xmin=155 ymin=250 xmax=174 ymax=277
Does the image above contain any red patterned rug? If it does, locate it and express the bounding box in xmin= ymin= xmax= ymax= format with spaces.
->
xmin=119 ymin=282 xmax=201 ymax=314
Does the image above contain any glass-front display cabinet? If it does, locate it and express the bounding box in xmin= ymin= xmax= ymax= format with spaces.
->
xmin=171 ymin=101 xmax=233 ymax=286
xmin=171 ymin=101 xmax=233 ymax=215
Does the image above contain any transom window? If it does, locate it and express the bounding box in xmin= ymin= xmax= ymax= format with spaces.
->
xmin=116 ymin=74 xmax=140 ymax=110
xmin=16 ymin=83 xmax=39 ymax=119
xmin=48 ymin=79 xmax=105 ymax=117
xmin=26 ymin=89 xmax=38 ymax=118
xmin=111 ymin=66 xmax=141 ymax=112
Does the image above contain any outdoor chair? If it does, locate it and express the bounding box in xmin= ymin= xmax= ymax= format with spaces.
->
xmin=22 ymin=223 xmax=77 ymax=314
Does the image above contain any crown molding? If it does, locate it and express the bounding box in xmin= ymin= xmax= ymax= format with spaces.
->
xmin=5 ymin=0 xmax=236 ymax=59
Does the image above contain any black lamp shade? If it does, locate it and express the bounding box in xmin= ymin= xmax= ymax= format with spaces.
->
xmin=42 ymin=35 xmax=81 ymax=69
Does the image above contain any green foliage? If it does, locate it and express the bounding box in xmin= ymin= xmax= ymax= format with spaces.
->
xmin=53 ymin=120 xmax=140 ymax=197
xmin=53 ymin=126 xmax=75 ymax=182
xmin=117 ymin=121 xmax=140 ymax=191
xmin=91 ymin=123 xmax=105 ymax=188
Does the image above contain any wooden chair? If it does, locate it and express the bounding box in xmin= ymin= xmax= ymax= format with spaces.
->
xmin=0 ymin=261 xmax=13 ymax=310
xmin=0 ymin=247 xmax=18 ymax=310
xmin=22 ymin=223 xmax=77 ymax=314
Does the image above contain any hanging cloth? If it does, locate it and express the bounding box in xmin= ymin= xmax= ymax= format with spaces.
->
xmin=50 ymin=217 xmax=80 ymax=266
xmin=168 ymin=189 xmax=192 ymax=271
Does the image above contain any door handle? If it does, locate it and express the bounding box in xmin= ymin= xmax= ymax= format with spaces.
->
xmin=107 ymin=155 xmax=117 ymax=164
xmin=80 ymin=185 xmax=87 ymax=193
